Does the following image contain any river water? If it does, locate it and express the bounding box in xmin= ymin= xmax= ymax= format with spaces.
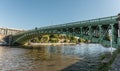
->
xmin=0 ymin=44 xmax=115 ymax=71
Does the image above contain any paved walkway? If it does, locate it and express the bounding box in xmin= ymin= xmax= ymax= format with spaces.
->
xmin=109 ymin=54 xmax=120 ymax=71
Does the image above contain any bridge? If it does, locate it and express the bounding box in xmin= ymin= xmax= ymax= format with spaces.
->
xmin=11 ymin=13 xmax=120 ymax=48
xmin=0 ymin=27 xmax=24 ymax=35
xmin=0 ymin=27 xmax=25 ymax=45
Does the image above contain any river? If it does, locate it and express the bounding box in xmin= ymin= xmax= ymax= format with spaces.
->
xmin=0 ymin=44 xmax=115 ymax=71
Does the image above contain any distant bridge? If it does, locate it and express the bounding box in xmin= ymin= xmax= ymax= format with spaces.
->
xmin=0 ymin=27 xmax=24 ymax=44
xmin=11 ymin=14 xmax=120 ymax=48
xmin=0 ymin=27 xmax=25 ymax=35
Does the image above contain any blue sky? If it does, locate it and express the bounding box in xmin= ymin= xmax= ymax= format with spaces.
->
xmin=0 ymin=0 xmax=120 ymax=30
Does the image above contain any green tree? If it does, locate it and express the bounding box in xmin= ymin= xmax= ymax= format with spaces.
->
xmin=70 ymin=36 xmax=78 ymax=43
xmin=49 ymin=34 xmax=59 ymax=43
xmin=31 ymin=37 xmax=39 ymax=43
xmin=40 ymin=35 xmax=49 ymax=43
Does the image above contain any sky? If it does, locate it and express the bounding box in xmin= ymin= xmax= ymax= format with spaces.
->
xmin=0 ymin=0 xmax=120 ymax=30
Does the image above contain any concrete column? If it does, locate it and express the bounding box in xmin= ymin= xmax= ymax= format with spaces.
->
xmin=1 ymin=29 xmax=3 ymax=35
xmin=4 ymin=29 xmax=6 ymax=35
xmin=3 ymin=29 xmax=5 ymax=35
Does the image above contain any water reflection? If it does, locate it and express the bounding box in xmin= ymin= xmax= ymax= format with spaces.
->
xmin=0 ymin=44 xmax=116 ymax=71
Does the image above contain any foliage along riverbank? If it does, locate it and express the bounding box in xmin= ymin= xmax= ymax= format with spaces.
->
xmin=25 ymin=34 xmax=86 ymax=45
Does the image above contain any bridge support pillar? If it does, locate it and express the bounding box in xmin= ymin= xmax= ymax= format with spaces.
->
xmin=110 ymin=24 xmax=116 ymax=47
xmin=89 ymin=26 xmax=92 ymax=41
xmin=118 ymin=21 xmax=120 ymax=37
xmin=117 ymin=13 xmax=120 ymax=46
xmin=8 ymin=35 xmax=13 ymax=46
xmin=80 ymin=27 xmax=83 ymax=37
xmin=99 ymin=25 xmax=102 ymax=43
xmin=72 ymin=28 xmax=75 ymax=36
xmin=66 ymin=28 xmax=69 ymax=35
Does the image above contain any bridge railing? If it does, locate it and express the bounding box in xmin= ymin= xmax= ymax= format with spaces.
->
xmin=13 ymin=15 xmax=117 ymax=37
xmin=29 ymin=15 xmax=117 ymax=31
xmin=61 ymin=15 xmax=117 ymax=26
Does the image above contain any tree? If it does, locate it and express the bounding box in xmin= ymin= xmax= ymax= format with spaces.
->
xmin=31 ymin=37 xmax=39 ymax=43
xmin=70 ymin=36 xmax=78 ymax=43
xmin=40 ymin=35 xmax=49 ymax=43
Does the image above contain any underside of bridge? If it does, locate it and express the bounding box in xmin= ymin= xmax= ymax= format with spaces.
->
xmin=11 ymin=14 xmax=120 ymax=48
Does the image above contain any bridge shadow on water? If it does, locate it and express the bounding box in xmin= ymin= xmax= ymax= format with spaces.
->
xmin=61 ymin=58 xmax=100 ymax=71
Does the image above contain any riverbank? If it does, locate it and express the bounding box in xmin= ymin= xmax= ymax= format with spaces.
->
xmin=0 ymin=43 xmax=77 ymax=48
xmin=25 ymin=43 xmax=76 ymax=47
xmin=109 ymin=53 xmax=120 ymax=71
xmin=98 ymin=48 xmax=120 ymax=71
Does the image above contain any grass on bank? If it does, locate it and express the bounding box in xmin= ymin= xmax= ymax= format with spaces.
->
xmin=98 ymin=47 xmax=120 ymax=71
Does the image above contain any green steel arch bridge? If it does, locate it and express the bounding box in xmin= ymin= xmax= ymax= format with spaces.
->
xmin=11 ymin=14 xmax=120 ymax=48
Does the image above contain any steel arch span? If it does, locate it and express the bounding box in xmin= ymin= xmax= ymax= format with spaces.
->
xmin=11 ymin=14 xmax=120 ymax=48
